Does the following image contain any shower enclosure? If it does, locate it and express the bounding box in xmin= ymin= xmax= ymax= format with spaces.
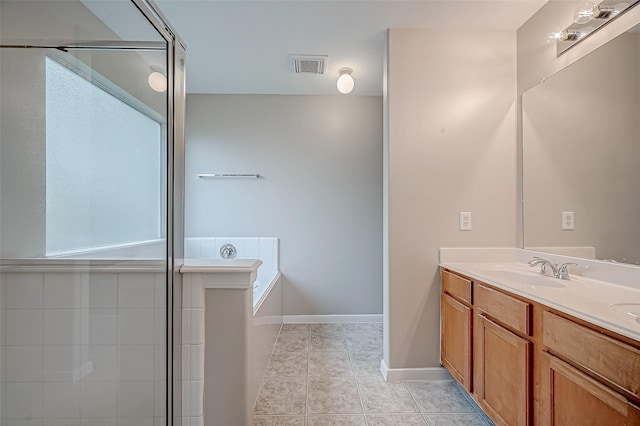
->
xmin=0 ymin=0 xmax=185 ymax=424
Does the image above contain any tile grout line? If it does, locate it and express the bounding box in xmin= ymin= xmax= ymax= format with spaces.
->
xmin=344 ymin=323 xmax=369 ymax=426
xmin=404 ymin=381 xmax=431 ymax=425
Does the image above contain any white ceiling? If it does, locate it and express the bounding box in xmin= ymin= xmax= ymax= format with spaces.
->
xmin=155 ymin=0 xmax=547 ymax=95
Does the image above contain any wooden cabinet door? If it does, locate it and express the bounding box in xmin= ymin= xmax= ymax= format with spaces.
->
xmin=477 ymin=314 xmax=531 ymax=426
xmin=544 ymin=353 xmax=640 ymax=426
xmin=441 ymin=293 xmax=472 ymax=391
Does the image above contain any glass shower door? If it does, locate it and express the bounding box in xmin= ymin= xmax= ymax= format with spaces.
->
xmin=0 ymin=1 xmax=179 ymax=424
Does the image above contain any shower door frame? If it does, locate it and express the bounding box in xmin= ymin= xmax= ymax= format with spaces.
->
xmin=131 ymin=1 xmax=187 ymax=424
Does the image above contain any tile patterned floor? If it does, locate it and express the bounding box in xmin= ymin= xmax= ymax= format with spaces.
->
xmin=254 ymin=323 xmax=492 ymax=426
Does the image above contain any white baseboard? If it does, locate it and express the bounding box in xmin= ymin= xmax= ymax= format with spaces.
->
xmin=283 ymin=314 xmax=383 ymax=324
xmin=380 ymin=359 xmax=452 ymax=382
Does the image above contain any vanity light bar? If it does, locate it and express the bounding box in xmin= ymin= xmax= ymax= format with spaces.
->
xmin=553 ymin=0 xmax=640 ymax=56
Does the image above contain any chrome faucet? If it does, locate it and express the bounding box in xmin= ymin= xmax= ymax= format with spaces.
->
xmin=528 ymin=257 xmax=558 ymax=277
xmin=528 ymin=257 xmax=577 ymax=280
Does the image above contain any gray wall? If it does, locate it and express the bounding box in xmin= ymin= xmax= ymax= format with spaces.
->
xmin=185 ymin=94 xmax=383 ymax=315
xmin=385 ymin=29 xmax=518 ymax=369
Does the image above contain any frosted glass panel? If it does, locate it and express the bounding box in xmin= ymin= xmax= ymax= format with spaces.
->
xmin=45 ymin=56 xmax=164 ymax=254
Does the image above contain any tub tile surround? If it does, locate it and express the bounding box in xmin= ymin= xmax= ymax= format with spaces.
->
xmin=439 ymin=247 xmax=640 ymax=341
xmin=0 ymin=261 xmax=167 ymax=425
xmin=253 ymin=323 xmax=491 ymax=426
xmin=185 ymin=237 xmax=278 ymax=272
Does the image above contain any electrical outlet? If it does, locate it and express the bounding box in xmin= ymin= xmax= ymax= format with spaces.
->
xmin=459 ymin=212 xmax=472 ymax=231
xmin=562 ymin=211 xmax=574 ymax=230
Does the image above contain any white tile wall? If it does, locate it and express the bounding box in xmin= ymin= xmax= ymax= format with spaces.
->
xmin=80 ymin=382 xmax=117 ymax=418
xmin=181 ymin=273 xmax=205 ymax=425
xmin=4 ymin=346 xmax=43 ymax=382
xmin=5 ymin=309 xmax=43 ymax=345
xmin=43 ymin=346 xmax=81 ymax=382
xmin=184 ymin=237 xmax=279 ymax=272
xmin=1 ymin=270 xmax=166 ymax=425
xmin=5 ymin=382 xmax=44 ymax=419
xmin=43 ymin=382 xmax=80 ymax=418
xmin=6 ymin=274 xmax=43 ymax=309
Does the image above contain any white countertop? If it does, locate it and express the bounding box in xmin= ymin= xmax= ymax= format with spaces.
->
xmin=440 ymin=260 xmax=640 ymax=343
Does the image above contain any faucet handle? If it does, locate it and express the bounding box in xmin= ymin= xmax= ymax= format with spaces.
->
xmin=557 ymin=263 xmax=578 ymax=280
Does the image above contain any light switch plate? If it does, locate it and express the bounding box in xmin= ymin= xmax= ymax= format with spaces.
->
xmin=459 ymin=212 xmax=472 ymax=231
xmin=562 ymin=211 xmax=574 ymax=230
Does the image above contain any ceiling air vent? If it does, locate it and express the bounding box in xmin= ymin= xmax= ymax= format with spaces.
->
xmin=291 ymin=55 xmax=328 ymax=74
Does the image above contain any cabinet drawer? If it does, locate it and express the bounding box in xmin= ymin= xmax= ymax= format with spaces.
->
xmin=476 ymin=284 xmax=531 ymax=336
xmin=543 ymin=311 xmax=640 ymax=401
xmin=442 ymin=270 xmax=472 ymax=305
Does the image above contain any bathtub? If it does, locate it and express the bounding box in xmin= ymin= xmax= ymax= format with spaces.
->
xmin=182 ymin=237 xmax=282 ymax=425
xmin=184 ymin=236 xmax=280 ymax=312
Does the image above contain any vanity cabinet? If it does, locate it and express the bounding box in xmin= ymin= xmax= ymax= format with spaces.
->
xmin=475 ymin=284 xmax=532 ymax=426
xmin=440 ymin=268 xmax=640 ymax=426
xmin=440 ymin=271 xmax=473 ymax=391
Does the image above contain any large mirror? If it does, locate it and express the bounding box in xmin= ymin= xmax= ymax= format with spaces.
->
xmin=522 ymin=24 xmax=640 ymax=266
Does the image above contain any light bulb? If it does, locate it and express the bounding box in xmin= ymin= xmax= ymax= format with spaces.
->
xmin=148 ymin=71 xmax=167 ymax=93
xmin=547 ymin=29 xmax=566 ymax=41
xmin=337 ymin=68 xmax=354 ymax=94
xmin=574 ymin=2 xmax=597 ymax=24
xmin=547 ymin=29 xmax=581 ymax=42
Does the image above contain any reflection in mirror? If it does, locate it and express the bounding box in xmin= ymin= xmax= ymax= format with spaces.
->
xmin=523 ymin=24 xmax=640 ymax=265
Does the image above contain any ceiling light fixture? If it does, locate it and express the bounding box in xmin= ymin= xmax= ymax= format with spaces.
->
xmin=337 ymin=68 xmax=354 ymax=94
xmin=148 ymin=67 xmax=167 ymax=93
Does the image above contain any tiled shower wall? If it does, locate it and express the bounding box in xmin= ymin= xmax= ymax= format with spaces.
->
xmin=0 ymin=268 xmax=167 ymax=425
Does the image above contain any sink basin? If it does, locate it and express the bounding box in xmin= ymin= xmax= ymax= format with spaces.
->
xmin=481 ymin=269 xmax=567 ymax=288
xmin=609 ymin=303 xmax=640 ymax=324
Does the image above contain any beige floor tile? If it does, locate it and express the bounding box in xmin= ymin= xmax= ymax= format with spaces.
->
xmin=307 ymin=376 xmax=362 ymax=414
xmin=310 ymin=324 xmax=344 ymax=337
xmin=349 ymin=352 xmax=383 ymax=377
xmin=422 ymin=414 xmax=489 ymax=425
xmin=308 ymin=351 xmax=352 ymax=377
xmin=255 ymin=325 xmax=488 ymax=426
xmin=405 ymin=382 xmax=476 ymax=414
xmin=254 ymin=415 xmax=305 ymax=425
xmin=266 ymin=350 xmax=308 ymax=377
xmin=306 ymin=415 xmax=367 ymax=426
xmin=274 ymin=333 xmax=309 ymax=352
xmin=366 ymin=414 xmax=427 ymax=425
xmin=357 ymin=376 xmax=419 ymax=414
xmin=280 ymin=324 xmax=310 ymax=334
xmin=310 ymin=334 xmax=348 ymax=351
xmin=342 ymin=323 xmax=382 ymax=336
xmin=254 ymin=376 xmax=307 ymax=415
xmin=345 ymin=333 xmax=382 ymax=353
